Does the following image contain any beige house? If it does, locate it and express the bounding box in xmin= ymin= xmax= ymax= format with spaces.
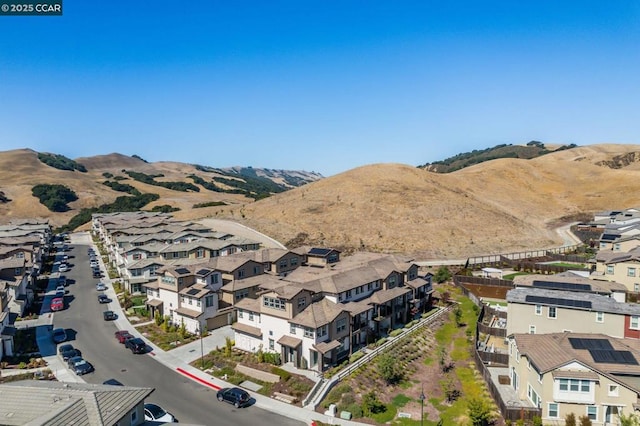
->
xmin=594 ymin=248 xmax=640 ymax=292
xmin=0 ymin=380 xmax=154 ymax=425
xmin=508 ymin=333 xmax=640 ymax=425
xmin=506 ymin=287 xmax=640 ymax=338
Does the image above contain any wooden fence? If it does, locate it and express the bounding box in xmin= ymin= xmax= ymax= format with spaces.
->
xmin=466 ymin=244 xmax=583 ymax=268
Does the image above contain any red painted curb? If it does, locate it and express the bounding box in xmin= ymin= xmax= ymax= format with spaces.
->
xmin=176 ymin=367 xmax=221 ymax=390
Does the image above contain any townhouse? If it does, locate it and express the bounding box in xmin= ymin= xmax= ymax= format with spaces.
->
xmin=232 ymin=250 xmax=433 ymax=372
xmin=508 ymin=332 xmax=640 ymax=425
xmin=0 ymin=285 xmax=14 ymax=358
xmin=513 ymin=273 xmax=627 ymax=303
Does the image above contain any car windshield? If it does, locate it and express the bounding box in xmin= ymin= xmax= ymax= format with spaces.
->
xmin=75 ymin=360 xmax=87 ymax=367
xmin=146 ymin=404 xmax=166 ymax=418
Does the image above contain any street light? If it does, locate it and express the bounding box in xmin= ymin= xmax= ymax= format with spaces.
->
xmin=419 ymin=384 xmax=425 ymax=426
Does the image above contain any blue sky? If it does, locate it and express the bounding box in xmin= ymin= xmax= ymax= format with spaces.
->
xmin=1 ymin=1 xmax=639 ymax=176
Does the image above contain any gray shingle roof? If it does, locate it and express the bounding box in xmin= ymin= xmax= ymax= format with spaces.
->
xmin=0 ymin=380 xmax=153 ymax=425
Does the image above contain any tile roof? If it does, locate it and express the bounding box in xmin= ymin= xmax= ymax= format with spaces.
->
xmin=513 ymin=333 xmax=640 ymax=387
xmin=174 ymin=306 xmax=202 ymax=319
xmin=221 ymin=274 xmax=283 ymax=292
xmin=277 ymin=335 xmax=302 ymax=348
xmin=0 ymin=380 xmax=153 ymax=426
xmin=290 ymin=298 xmax=345 ymax=328
xmin=178 ymin=283 xmax=212 ymax=299
xmin=232 ymin=322 xmax=262 ymax=337
xmin=369 ymin=287 xmax=412 ymax=304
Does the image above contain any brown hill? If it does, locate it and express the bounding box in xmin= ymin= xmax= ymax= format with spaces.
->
xmin=208 ymin=144 xmax=640 ymax=258
xmin=2 ymin=144 xmax=640 ymax=259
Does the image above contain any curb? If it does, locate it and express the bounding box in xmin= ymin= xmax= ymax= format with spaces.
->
xmin=176 ymin=367 xmax=221 ymax=390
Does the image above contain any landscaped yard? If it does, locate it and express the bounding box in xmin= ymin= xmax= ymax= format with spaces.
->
xmin=136 ymin=322 xmax=200 ymax=350
xmin=189 ymin=339 xmax=314 ymax=405
xmin=317 ymin=285 xmax=498 ymax=425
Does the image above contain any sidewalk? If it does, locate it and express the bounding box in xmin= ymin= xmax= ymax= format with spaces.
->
xmin=91 ymin=262 xmax=363 ymax=424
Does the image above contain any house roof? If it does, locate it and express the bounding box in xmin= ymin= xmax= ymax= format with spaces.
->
xmin=174 ymin=306 xmax=202 ymax=319
xmin=313 ymin=340 xmax=341 ymax=354
xmin=342 ymin=300 xmax=374 ymax=316
xmin=126 ymin=258 xmax=165 ymax=269
xmin=506 ymin=287 xmax=640 ymax=316
xmin=235 ymin=297 xmax=261 ymax=313
xmin=232 ymin=322 xmax=262 ymax=337
xmin=0 ymin=380 xmax=153 ymax=426
xmin=221 ymin=274 xmax=281 ymax=292
xmin=369 ymin=286 xmax=413 ymax=305
xmin=512 ymin=333 xmax=640 ymax=389
xmin=143 ymin=281 xmax=159 ymax=290
xmin=178 ymin=283 xmax=212 ymax=299
xmin=290 ymin=298 xmax=346 ymax=328
xmin=145 ymin=298 xmax=163 ymax=307
xmin=206 ymin=255 xmax=260 ymax=273
xmin=277 ymin=335 xmax=302 ymax=348
xmin=596 ymin=246 xmax=640 ymax=264
xmin=513 ymin=273 xmax=627 ymax=294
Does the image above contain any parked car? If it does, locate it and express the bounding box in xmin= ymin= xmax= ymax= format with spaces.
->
xmin=92 ymin=269 xmax=102 ymax=278
xmin=125 ymin=337 xmax=147 ymax=354
xmin=58 ymin=344 xmax=81 ymax=361
xmin=115 ymin=330 xmax=134 ymax=343
xmin=90 ymin=261 xmax=99 ymax=268
xmin=58 ymin=263 xmax=68 ymax=272
xmin=103 ymin=310 xmax=116 ymax=321
xmin=98 ymin=294 xmax=110 ymax=304
xmin=52 ymin=327 xmax=67 ymax=344
xmin=71 ymin=358 xmax=94 ymax=375
xmin=61 ymin=254 xmax=69 ymax=261
xmin=59 ymin=275 xmax=67 ymax=286
xmin=50 ymin=297 xmax=64 ymax=312
xmin=216 ymin=387 xmax=250 ymax=408
xmin=67 ymin=355 xmax=83 ymax=368
xmin=96 ymin=282 xmax=107 ymax=291
xmin=144 ymin=403 xmax=175 ymax=422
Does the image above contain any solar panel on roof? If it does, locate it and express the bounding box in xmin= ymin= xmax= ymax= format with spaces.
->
xmin=569 ymin=338 xmax=613 ymax=351
xmin=175 ymin=268 xmax=190 ymax=275
xmin=309 ymin=248 xmax=332 ymax=256
xmin=532 ymin=281 xmax=592 ymax=292
xmin=195 ymin=268 xmax=211 ymax=276
xmin=187 ymin=288 xmax=199 ymax=295
xmin=601 ymin=234 xmax=619 ymax=241
xmin=524 ymin=295 xmax=592 ymax=309
xmin=589 ymin=349 xmax=638 ymax=365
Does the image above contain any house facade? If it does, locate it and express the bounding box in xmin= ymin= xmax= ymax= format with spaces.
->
xmin=508 ymin=333 xmax=640 ymax=425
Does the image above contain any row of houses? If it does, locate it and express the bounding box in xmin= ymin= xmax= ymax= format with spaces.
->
xmin=0 ymin=219 xmax=52 ymax=359
xmin=481 ymin=208 xmax=640 ymax=424
xmin=94 ymin=212 xmax=435 ymax=373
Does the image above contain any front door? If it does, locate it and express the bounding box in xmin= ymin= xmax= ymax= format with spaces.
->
xmin=605 ymin=405 xmax=619 ymax=425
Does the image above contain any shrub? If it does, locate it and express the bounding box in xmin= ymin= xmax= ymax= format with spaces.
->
xmin=467 ymin=397 xmax=492 ymax=426
xmin=578 ymin=415 xmax=592 ymax=426
xmin=324 ymin=384 xmax=351 ymax=408
xmin=376 ymin=337 xmax=388 ymax=346
xmin=344 ymin=403 xmax=363 ymax=418
xmin=32 ymin=184 xmax=78 ymax=212
xmin=263 ymin=352 xmax=281 ymax=365
xmin=349 ymin=352 xmax=364 ymax=363
xmin=271 ymin=366 xmax=291 ymax=381
xmin=362 ymin=391 xmax=386 ymax=415
xmin=389 ymin=329 xmax=403 ymax=337
xmin=565 ymin=413 xmax=576 ymax=426
xmin=378 ymin=353 xmax=404 ymax=384
xmin=37 ymin=152 xmax=87 ymax=172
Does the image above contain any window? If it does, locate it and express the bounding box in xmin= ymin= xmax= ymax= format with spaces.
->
xmin=388 ymin=276 xmax=397 ymax=288
xmin=535 ymin=305 xmax=542 ymax=315
xmin=290 ymin=257 xmax=298 ymax=266
xmin=248 ymin=312 xmax=254 ymax=321
xmin=527 ymin=384 xmax=540 ymax=408
xmin=317 ymin=325 xmax=328 ymax=338
xmin=596 ymin=312 xmax=604 ymax=323
xmin=346 ymin=290 xmax=352 ymax=299
xmin=263 ymin=296 xmax=286 ymax=310
xmin=269 ymin=339 xmax=274 ymax=350
xmin=367 ymin=283 xmax=372 ymax=291
xmin=636 ymin=283 xmax=640 ymax=292
xmin=548 ymin=306 xmax=557 ymax=319
xmin=336 ymin=318 xmax=347 ymax=333
xmin=559 ymin=379 xmax=568 ymax=391
xmin=238 ymin=310 xmax=243 ymax=319
xmin=205 ymin=295 xmax=214 ymax=308
xmin=196 ymin=248 xmax=205 ymax=258
xmin=132 ymin=253 xmax=142 ymax=260
xmin=548 ymin=403 xmax=559 ymax=418
xmin=131 ymin=409 xmax=138 ymax=423
xmin=629 ymin=267 xmax=637 ymax=277
xmin=631 ymin=316 xmax=640 ymax=330
xmin=304 ymin=327 xmax=314 ymax=338
xmin=298 ymin=297 xmax=306 ymax=309
xmin=253 ymin=266 xmax=260 ymax=274
xmin=559 ymin=379 xmax=590 ymax=393
xmin=279 ymin=260 xmax=288 ymax=269
xmin=608 ymin=384 xmax=619 ymax=397
xmin=587 ymin=406 xmax=598 ymax=421
xmin=606 ymin=265 xmax=615 ymax=275
xmin=529 ymin=325 xmax=536 ymax=334
xmin=238 ymin=269 xmax=245 ymax=278
xmin=212 ymin=274 xmax=219 ymax=284
xmin=290 ymin=323 xmax=296 ymax=334
xmin=188 ymin=297 xmax=193 ymax=305
xmin=235 ymin=289 xmax=249 ymax=301
xmin=615 ymin=243 xmax=622 ymax=251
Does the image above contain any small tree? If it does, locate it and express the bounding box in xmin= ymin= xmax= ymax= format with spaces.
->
xmin=377 ymin=353 xmax=404 ymax=384
xmin=565 ymin=413 xmax=577 ymax=426
xmin=162 ymin=315 xmax=171 ymax=332
xmin=224 ymin=336 xmax=233 ymax=357
xmin=620 ymin=412 xmax=640 ymax=426
xmin=467 ymin=397 xmax=492 ymax=426
xmin=362 ymin=391 xmax=386 ymax=415
xmin=434 ymin=266 xmax=452 ymax=283
xmin=454 ymin=306 xmax=463 ymax=327
xmin=179 ymin=320 xmax=187 ymax=339
xmin=578 ymin=415 xmax=592 ymax=426
xmin=154 ymin=312 xmax=163 ymax=326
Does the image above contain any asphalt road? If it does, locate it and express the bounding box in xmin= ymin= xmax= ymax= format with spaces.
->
xmin=51 ymin=242 xmax=302 ymax=426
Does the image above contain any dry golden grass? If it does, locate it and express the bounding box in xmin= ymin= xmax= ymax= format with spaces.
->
xmin=2 ymin=144 xmax=640 ymax=259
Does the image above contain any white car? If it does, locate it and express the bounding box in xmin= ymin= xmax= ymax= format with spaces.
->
xmin=144 ymin=404 xmax=175 ymax=423
xmin=58 ymin=264 xmax=68 ymax=272
xmin=96 ymin=282 xmax=107 ymax=291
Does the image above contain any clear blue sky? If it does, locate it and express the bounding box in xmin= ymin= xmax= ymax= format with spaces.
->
xmin=1 ymin=1 xmax=639 ymax=176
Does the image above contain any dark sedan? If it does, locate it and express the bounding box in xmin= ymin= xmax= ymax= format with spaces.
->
xmin=98 ymin=294 xmax=110 ymax=304
xmin=216 ymin=387 xmax=250 ymax=408
xmin=71 ymin=358 xmax=94 ymax=375
xmin=103 ymin=310 xmax=116 ymax=321
xmin=124 ymin=337 xmax=147 ymax=354
xmin=58 ymin=344 xmax=81 ymax=362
